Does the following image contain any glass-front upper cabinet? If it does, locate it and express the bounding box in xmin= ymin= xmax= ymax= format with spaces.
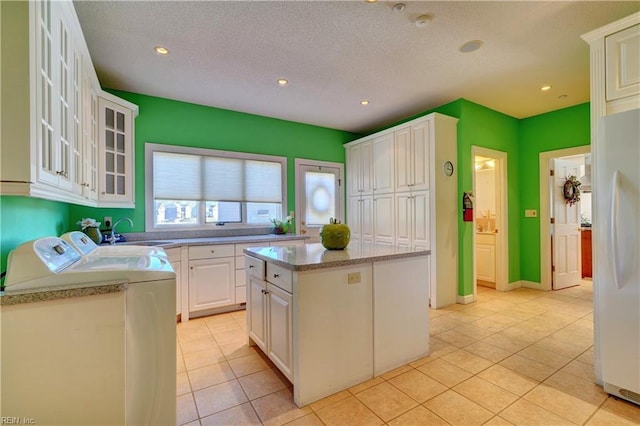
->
xmin=98 ymin=95 xmax=137 ymax=207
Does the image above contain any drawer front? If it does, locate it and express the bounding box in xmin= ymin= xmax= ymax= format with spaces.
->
xmin=164 ymin=247 xmax=181 ymax=263
xmin=266 ymin=262 xmax=293 ymax=293
xmin=189 ymin=244 xmax=235 ymax=260
xmin=245 ymin=255 xmax=265 ymax=280
xmin=476 ymin=233 xmax=495 ymax=245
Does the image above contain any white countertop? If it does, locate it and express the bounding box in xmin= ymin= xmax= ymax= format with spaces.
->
xmin=245 ymin=242 xmax=429 ymax=271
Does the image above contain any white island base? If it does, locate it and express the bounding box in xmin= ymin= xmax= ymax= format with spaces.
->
xmin=245 ymin=243 xmax=430 ymax=407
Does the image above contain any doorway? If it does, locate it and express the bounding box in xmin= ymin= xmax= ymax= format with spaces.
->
xmin=294 ymin=159 xmax=344 ymax=243
xmin=539 ymin=146 xmax=591 ymax=291
xmin=472 ymin=146 xmax=509 ymax=301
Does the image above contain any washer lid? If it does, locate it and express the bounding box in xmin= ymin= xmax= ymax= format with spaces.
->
xmin=60 ymin=231 xmax=98 ymax=256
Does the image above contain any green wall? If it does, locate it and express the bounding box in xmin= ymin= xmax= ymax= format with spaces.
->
xmin=518 ymin=102 xmax=591 ymax=283
xmin=376 ymin=99 xmax=520 ymax=297
xmin=0 ymin=197 xmax=70 ymax=277
xmin=0 ymin=91 xmax=590 ymax=296
xmin=68 ymin=90 xmax=358 ymax=232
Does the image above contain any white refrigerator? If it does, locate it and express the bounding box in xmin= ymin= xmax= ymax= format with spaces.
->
xmin=594 ymin=108 xmax=640 ymax=405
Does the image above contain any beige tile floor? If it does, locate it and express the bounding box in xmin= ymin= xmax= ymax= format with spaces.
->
xmin=176 ymin=280 xmax=640 ymax=425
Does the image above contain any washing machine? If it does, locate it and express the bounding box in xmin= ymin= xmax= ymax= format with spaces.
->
xmin=61 ymin=230 xmax=169 ymax=258
xmin=2 ymin=237 xmax=176 ymax=425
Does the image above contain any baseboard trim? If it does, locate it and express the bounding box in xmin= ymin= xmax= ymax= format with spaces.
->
xmin=522 ymin=280 xmax=544 ymax=290
xmin=456 ymin=294 xmax=476 ymax=305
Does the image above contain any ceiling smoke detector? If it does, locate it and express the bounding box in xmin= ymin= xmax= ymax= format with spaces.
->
xmin=415 ymin=15 xmax=432 ymax=27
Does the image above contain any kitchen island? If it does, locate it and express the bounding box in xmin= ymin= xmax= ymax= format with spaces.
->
xmin=244 ymin=242 xmax=430 ymax=407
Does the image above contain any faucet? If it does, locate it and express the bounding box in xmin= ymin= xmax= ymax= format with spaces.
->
xmin=108 ymin=218 xmax=133 ymax=245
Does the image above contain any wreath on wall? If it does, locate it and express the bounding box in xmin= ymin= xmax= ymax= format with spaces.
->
xmin=563 ymin=175 xmax=581 ymax=206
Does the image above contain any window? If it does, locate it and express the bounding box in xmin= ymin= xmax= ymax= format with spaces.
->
xmin=145 ymin=143 xmax=286 ymax=230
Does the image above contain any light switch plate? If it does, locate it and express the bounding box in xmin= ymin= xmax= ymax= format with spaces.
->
xmin=525 ymin=209 xmax=537 ymax=218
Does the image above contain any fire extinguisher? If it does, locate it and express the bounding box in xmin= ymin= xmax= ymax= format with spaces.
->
xmin=463 ymin=192 xmax=474 ymax=222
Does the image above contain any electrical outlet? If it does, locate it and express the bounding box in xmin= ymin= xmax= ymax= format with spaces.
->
xmin=524 ymin=209 xmax=537 ymax=218
xmin=104 ymin=216 xmax=113 ymax=228
xmin=347 ymin=272 xmax=361 ymax=284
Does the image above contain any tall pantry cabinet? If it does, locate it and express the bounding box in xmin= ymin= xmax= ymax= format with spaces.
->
xmin=345 ymin=113 xmax=459 ymax=308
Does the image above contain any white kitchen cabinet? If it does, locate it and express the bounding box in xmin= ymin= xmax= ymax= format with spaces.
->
xmin=347 ymin=196 xmax=373 ymax=245
xmin=476 ymin=233 xmax=496 ymax=283
xmin=373 ymin=193 xmax=394 ymax=246
xmin=583 ymin=13 xmax=640 ymax=124
xmin=395 ymin=191 xmax=430 ymax=250
xmin=248 ymin=276 xmax=268 ymax=350
xmin=246 ymin=256 xmax=293 ymax=381
xmin=98 ymin=95 xmax=137 ymax=207
xmin=606 ymin=24 xmax=640 ymax=102
xmin=188 ymin=244 xmax=235 ymax=312
xmin=346 ymin=141 xmax=373 ymax=196
xmin=0 ymin=0 xmax=137 ymax=207
xmin=372 ymin=133 xmax=395 ymax=193
xmin=266 ymin=283 xmax=293 ymax=379
xmin=394 ymin=122 xmax=430 ymax=193
xmin=344 ymin=113 xmax=458 ymax=308
xmin=165 ymin=247 xmax=182 ymax=316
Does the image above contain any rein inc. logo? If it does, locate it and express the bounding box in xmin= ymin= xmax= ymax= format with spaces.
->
xmin=1 ymin=418 xmax=36 ymax=425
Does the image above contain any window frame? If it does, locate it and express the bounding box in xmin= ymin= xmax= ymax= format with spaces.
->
xmin=145 ymin=143 xmax=287 ymax=232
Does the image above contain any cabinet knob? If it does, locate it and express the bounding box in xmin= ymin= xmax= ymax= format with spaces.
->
xmin=210 ymin=250 xmax=215 ymax=253
xmin=273 ymin=273 xmax=280 ymax=278
xmin=249 ymin=265 xmax=254 ymax=269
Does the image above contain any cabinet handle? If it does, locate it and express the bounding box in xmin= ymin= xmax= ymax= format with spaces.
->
xmin=210 ymin=250 xmax=215 ymax=254
xmin=273 ymin=273 xmax=280 ymax=278
xmin=249 ymin=265 xmax=254 ymax=269
xmin=190 ymin=266 xmax=194 ymax=270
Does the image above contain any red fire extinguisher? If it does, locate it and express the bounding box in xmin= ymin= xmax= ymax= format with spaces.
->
xmin=463 ymin=192 xmax=474 ymax=222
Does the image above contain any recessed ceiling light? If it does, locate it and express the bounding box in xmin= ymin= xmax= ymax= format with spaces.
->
xmin=360 ymin=100 xmax=370 ymax=106
xmin=277 ymin=79 xmax=288 ymax=86
xmin=392 ymin=3 xmax=406 ymax=12
xmin=558 ymin=94 xmax=568 ymax=99
xmin=540 ymin=85 xmax=552 ymax=91
xmin=154 ymin=45 xmax=169 ymax=55
xmin=415 ymin=15 xmax=432 ymax=27
xmin=365 ymin=0 xmax=377 ymax=3
xmin=459 ymin=40 xmax=483 ymax=53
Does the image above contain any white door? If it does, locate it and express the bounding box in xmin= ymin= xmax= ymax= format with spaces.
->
xmin=552 ymin=158 xmax=582 ymax=290
xmin=295 ymin=160 xmax=344 ymax=242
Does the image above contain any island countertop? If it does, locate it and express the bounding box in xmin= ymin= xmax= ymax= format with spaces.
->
xmin=244 ymin=242 xmax=429 ymax=271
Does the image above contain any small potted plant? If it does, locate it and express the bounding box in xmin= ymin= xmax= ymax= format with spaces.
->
xmin=270 ymin=216 xmax=292 ymax=235
xmin=77 ymin=217 xmax=102 ymax=244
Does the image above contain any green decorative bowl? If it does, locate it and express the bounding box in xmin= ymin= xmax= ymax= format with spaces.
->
xmin=319 ymin=222 xmax=351 ymax=250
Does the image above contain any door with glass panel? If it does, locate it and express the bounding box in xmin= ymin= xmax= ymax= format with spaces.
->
xmin=296 ymin=160 xmax=344 ymax=242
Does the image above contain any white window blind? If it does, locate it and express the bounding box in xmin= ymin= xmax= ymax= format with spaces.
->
xmin=153 ymin=151 xmax=282 ymax=203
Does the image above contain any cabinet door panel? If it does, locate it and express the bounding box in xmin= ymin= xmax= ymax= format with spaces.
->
xmin=361 ymin=196 xmax=374 ymax=243
xmin=395 ymin=194 xmax=412 ymax=247
xmin=412 ymin=191 xmax=430 ymax=249
xmin=394 ymin=127 xmax=412 ymax=192
xmin=248 ymin=277 xmax=267 ymax=351
xmin=411 ymin=122 xmax=430 ymax=191
xmin=476 ymin=244 xmax=496 ymax=282
xmin=347 ymin=196 xmax=362 ymax=244
xmin=606 ymin=24 xmax=640 ymax=101
xmin=267 ymin=284 xmax=293 ymax=381
xmin=188 ymin=257 xmax=235 ymax=311
xmin=373 ymin=194 xmax=394 ymax=245
xmin=372 ymin=134 xmax=394 ymax=193
xmin=360 ymin=141 xmax=373 ymax=195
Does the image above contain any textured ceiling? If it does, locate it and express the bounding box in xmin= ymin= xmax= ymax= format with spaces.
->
xmin=73 ymin=1 xmax=639 ymax=133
